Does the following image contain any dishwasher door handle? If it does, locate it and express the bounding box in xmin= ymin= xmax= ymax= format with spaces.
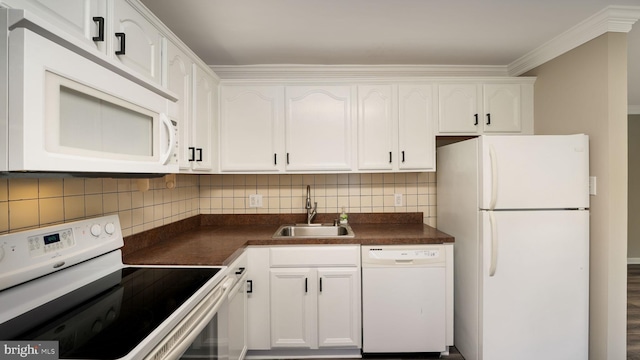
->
xmin=394 ymin=259 xmax=414 ymax=264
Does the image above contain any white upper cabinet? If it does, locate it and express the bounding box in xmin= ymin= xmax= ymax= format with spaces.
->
xmin=112 ymin=0 xmax=163 ymax=84
xmin=7 ymin=0 xmax=166 ymax=86
xmin=357 ymin=85 xmax=395 ymax=171
xmin=165 ymin=40 xmax=192 ymax=169
xmin=437 ymin=81 xmax=534 ymax=135
xmin=220 ymin=86 xmax=285 ymax=172
xmin=1 ymin=0 xmax=108 ymax=53
xmin=166 ymin=41 xmax=218 ymax=173
xmin=438 ymin=84 xmax=481 ymax=134
xmin=190 ymin=63 xmax=217 ymax=171
xmin=285 ymin=86 xmax=355 ymax=171
xmin=357 ymin=84 xmax=435 ymax=172
xmin=482 ymin=84 xmax=521 ymax=133
xmin=398 ymin=84 xmax=436 ymax=171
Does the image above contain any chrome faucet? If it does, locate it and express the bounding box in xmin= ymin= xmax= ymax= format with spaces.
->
xmin=305 ymin=185 xmax=317 ymax=225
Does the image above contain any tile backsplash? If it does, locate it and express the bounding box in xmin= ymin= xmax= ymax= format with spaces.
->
xmin=0 ymin=175 xmax=199 ymax=236
xmin=0 ymin=172 xmax=437 ymax=236
xmin=199 ymin=173 xmax=436 ymax=226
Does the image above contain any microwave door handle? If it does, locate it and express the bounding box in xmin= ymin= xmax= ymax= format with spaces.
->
xmin=159 ymin=114 xmax=175 ymax=165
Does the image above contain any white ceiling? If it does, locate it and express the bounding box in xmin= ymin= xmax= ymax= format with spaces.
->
xmin=141 ymin=0 xmax=640 ymax=107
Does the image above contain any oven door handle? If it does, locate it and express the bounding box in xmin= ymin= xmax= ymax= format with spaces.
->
xmin=145 ymin=276 xmax=235 ymax=360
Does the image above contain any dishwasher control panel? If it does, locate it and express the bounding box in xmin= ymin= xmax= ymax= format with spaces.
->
xmin=368 ymin=248 xmax=440 ymax=260
xmin=362 ymin=245 xmax=446 ymax=266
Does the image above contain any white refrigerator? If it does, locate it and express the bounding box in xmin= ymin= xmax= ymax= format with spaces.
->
xmin=436 ymin=134 xmax=589 ymax=360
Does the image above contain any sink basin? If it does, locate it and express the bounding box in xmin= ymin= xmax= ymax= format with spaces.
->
xmin=272 ymin=224 xmax=355 ymax=239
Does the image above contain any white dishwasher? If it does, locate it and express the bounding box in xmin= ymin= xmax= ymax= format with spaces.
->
xmin=361 ymin=245 xmax=450 ymax=355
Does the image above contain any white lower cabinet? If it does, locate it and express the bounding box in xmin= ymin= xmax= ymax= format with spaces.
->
xmin=246 ymin=245 xmax=361 ymax=356
xmin=270 ymin=267 xmax=360 ymax=349
xmin=246 ymin=247 xmax=271 ymax=350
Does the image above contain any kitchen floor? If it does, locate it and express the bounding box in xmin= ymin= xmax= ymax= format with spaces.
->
xmin=629 ymin=265 xmax=640 ymax=359
xmin=361 ymin=347 xmax=465 ymax=359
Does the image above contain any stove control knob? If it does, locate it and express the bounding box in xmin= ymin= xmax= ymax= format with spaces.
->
xmin=90 ymin=224 xmax=102 ymax=237
xmin=105 ymin=222 xmax=116 ymax=235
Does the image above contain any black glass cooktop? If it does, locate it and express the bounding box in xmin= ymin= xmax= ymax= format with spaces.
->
xmin=0 ymin=267 xmax=221 ymax=359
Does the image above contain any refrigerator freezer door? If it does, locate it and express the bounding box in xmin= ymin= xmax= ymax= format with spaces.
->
xmin=479 ymin=134 xmax=589 ymax=210
xmin=480 ymin=210 xmax=589 ymax=360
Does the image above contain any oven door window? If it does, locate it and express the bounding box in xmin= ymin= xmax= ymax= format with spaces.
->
xmin=180 ymin=300 xmax=229 ymax=359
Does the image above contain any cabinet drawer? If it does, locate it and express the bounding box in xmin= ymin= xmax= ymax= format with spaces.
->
xmin=270 ymin=246 xmax=360 ymax=267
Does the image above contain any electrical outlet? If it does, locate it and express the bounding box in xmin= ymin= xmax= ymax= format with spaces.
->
xmin=394 ymin=193 xmax=403 ymax=207
xmin=249 ymin=194 xmax=263 ymax=208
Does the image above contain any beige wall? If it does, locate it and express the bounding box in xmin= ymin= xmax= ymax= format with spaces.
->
xmin=525 ymin=32 xmax=628 ymax=360
xmin=630 ymin=115 xmax=640 ymax=259
xmin=0 ymin=172 xmax=437 ymax=236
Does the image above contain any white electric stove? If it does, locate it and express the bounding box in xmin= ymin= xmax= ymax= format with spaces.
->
xmin=0 ymin=215 xmax=230 ymax=360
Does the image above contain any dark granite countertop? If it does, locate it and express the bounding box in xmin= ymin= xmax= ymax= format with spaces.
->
xmin=122 ymin=213 xmax=454 ymax=266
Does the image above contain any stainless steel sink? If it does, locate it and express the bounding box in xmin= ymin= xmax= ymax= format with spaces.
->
xmin=272 ymin=224 xmax=355 ymax=239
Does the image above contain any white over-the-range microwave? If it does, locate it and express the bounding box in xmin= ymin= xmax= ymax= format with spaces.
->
xmin=0 ymin=8 xmax=179 ymax=174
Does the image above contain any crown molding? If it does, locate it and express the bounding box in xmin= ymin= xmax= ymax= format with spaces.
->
xmin=210 ymin=64 xmax=510 ymax=80
xmin=509 ymin=5 xmax=640 ymax=76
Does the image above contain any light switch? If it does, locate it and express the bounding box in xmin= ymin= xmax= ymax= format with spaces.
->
xmin=394 ymin=193 xmax=403 ymax=207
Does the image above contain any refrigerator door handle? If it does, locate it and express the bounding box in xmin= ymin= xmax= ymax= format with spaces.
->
xmin=489 ymin=145 xmax=498 ymax=210
xmin=489 ymin=211 xmax=498 ymax=277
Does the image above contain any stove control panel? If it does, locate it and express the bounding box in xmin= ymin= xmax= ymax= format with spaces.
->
xmin=0 ymin=215 xmax=123 ymax=291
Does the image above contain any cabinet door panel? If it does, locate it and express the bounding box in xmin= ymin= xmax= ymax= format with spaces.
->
xmin=285 ymin=86 xmax=353 ymax=171
xmin=358 ymin=85 xmax=395 ymax=170
xmin=398 ymin=85 xmax=435 ymax=171
xmin=483 ymin=84 xmax=521 ymax=133
xmin=270 ymin=268 xmax=316 ymax=348
xmin=247 ymin=248 xmax=271 ymax=350
xmin=4 ymin=0 xmax=107 ymax=53
xmin=220 ymin=86 xmax=284 ymax=171
xmin=438 ymin=84 xmax=481 ymax=134
xmin=191 ymin=64 xmax=216 ymax=171
xmin=317 ymin=268 xmax=361 ymax=348
xmin=113 ymin=1 xmax=162 ymax=84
